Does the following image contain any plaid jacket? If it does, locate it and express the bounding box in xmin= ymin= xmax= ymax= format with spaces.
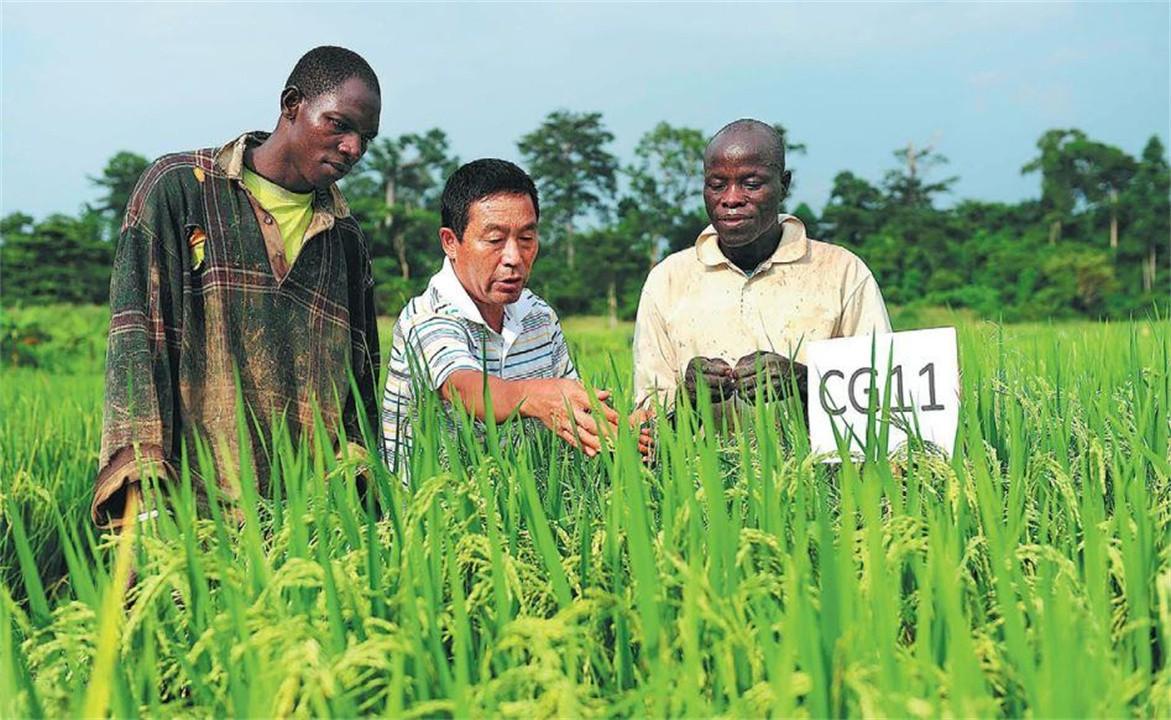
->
xmin=93 ymin=132 xmax=380 ymax=526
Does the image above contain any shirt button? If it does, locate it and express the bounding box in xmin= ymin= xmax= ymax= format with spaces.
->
xmin=264 ymin=216 xmax=273 ymax=225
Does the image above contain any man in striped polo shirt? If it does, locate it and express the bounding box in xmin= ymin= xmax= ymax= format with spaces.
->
xmin=381 ymin=159 xmax=650 ymax=477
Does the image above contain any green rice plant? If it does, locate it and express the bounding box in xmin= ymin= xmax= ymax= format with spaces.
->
xmin=0 ymin=315 xmax=1167 ymax=717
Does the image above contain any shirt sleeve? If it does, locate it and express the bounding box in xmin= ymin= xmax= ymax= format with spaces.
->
xmin=94 ymin=171 xmax=179 ymax=528
xmin=342 ymin=237 xmax=382 ymax=452
xmin=547 ymin=309 xmax=578 ymax=380
xmin=837 ymin=271 xmax=892 ymax=336
xmin=403 ymin=314 xmax=484 ymax=390
xmin=632 ymin=271 xmax=679 ymax=410
xmin=380 ymin=318 xmax=413 ymax=475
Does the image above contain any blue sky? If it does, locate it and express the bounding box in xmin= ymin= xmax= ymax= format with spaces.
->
xmin=2 ymin=2 xmax=1167 ymax=220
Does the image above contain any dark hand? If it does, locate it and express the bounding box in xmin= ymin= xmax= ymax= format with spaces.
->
xmin=733 ymin=351 xmax=808 ymax=402
xmin=682 ymin=356 xmax=736 ymax=405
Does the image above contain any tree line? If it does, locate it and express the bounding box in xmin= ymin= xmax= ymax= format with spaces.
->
xmin=2 ymin=113 xmax=1167 ymax=323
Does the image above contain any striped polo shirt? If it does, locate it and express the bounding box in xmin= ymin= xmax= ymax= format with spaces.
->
xmin=381 ymin=258 xmax=577 ymax=474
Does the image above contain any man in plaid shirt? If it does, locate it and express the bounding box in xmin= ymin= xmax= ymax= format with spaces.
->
xmin=93 ymin=46 xmax=382 ymax=527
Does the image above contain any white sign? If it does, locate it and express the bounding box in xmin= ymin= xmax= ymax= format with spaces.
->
xmin=806 ymin=327 xmax=959 ymax=460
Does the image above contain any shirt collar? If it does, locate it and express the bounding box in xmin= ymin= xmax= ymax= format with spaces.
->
xmin=214 ymin=131 xmax=351 ymax=219
xmin=694 ymin=214 xmax=810 ymax=271
xmin=429 ymin=258 xmax=537 ymax=336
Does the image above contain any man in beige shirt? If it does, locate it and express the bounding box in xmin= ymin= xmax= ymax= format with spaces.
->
xmin=632 ymin=119 xmax=890 ymax=412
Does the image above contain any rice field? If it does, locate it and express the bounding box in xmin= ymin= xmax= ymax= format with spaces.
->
xmin=1 ymin=308 xmax=1168 ymax=717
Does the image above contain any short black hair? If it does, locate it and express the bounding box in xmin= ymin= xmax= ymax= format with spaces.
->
xmin=440 ymin=159 xmax=540 ymax=239
xmin=285 ymin=46 xmax=380 ymax=100
xmin=707 ymin=118 xmax=785 ymax=170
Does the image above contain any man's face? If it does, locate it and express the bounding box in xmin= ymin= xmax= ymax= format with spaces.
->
xmin=703 ymin=132 xmax=789 ymax=248
xmin=285 ymin=76 xmax=380 ymax=190
xmin=442 ymin=193 xmax=539 ymax=310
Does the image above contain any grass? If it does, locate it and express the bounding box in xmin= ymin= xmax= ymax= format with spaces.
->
xmin=0 ymin=307 xmax=1168 ymax=717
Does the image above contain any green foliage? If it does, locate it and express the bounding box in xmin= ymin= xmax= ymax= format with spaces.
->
xmin=1037 ymin=246 xmax=1119 ymax=316
xmin=1 ymin=315 xmax=1168 ymax=716
xmin=88 ymin=151 xmax=149 ymax=242
xmin=0 ymin=305 xmax=110 ymax=372
xmin=0 ymin=313 xmax=50 ymax=368
xmin=517 ymin=110 xmax=619 ymax=269
xmin=826 ymin=131 xmax=1166 ymax=321
xmin=790 ymin=201 xmax=820 ymax=239
xmin=564 ymin=215 xmax=652 ymax=321
xmin=366 ymin=128 xmax=459 ymax=209
xmin=628 ymin=122 xmax=706 ymax=216
xmin=1022 ymin=129 xmax=1085 ymax=244
xmin=2 ymin=122 xmax=1166 ymax=321
xmin=821 ymin=171 xmax=884 ymax=250
xmin=1117 ymin=136 xmax=1171 ymax=300
xmin=883 ymin=143 xmax=956 ymax=210
xmin=342 ymin=128 xmax=459 ymax=313
xmin=625 ymin=122 xmax=707 ymax=255
xmin=1 ymin=212 xmax=112 ymax=305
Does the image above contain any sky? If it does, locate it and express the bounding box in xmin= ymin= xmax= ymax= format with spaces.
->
xmin=2 ymin=2 xmax=1168 ymax=221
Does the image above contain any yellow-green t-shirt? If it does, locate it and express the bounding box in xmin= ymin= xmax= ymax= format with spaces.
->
xmin=241 ymin=167 xmax=314 ymax=264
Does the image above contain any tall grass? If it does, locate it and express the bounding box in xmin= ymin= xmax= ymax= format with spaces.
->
xmin=1 ymin=315 xmax=1167 ymax=717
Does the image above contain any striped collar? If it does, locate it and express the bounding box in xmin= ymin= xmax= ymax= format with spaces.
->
xmin=429 ymin=258 xmax=537 ymax=344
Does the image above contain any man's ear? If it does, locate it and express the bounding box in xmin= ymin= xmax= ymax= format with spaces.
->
xmin=779 ymin=169 xmax=793 ymax=199
xmin=280 ymin=86 xmax=304 ymax=122
xmin=439 ymin=227 xmax=460 ymax=260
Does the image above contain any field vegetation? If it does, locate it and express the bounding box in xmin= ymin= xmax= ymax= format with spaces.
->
xmin=1 ymin=306 xmax=1168 ymax=717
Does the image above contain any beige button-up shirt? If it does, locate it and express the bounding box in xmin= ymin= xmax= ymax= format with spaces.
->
xmin=632 ymin=214 xmax=891 ymax=408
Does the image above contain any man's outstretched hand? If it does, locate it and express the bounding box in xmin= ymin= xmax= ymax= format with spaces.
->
xmin=520 ymin=378 xmax=621 ymax=457
xmin=443 ymin=372 xmax=655 ymax=459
